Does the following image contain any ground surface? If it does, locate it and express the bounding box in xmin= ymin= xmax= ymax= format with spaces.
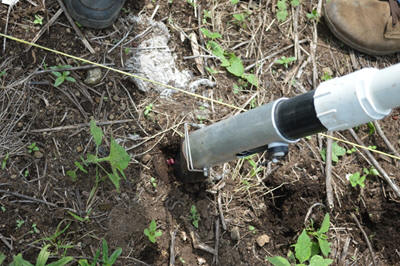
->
xmin=1 ymin=0 xmax=400 ymax=265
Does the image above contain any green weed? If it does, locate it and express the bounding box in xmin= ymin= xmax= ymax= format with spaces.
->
xmin=276 ymin=0 xmax=288 ymax=22
xmin=8 ymin=245 xmax=73 ymax=266
xmin=144 ymin=103 xmax=153 ymax=117
xmin=306 ymin=9 xmax=319 ymax=21
xmin=16 ymin=219 xmax=25 ymax=229
xmin=200 ymin=28 xmax=221 ymax=40
xmin=30 ymin=223 xmax=40 ymax=234
xmin=0 ymin=70 xmax=6 ymax=78
xmin=27 ymin=142 xmax=40 ymax=153
xmin=190 ymin=205 xmax=200 ymax=228
xmin=144 ymin=220 xmax=162 ymax=243
xmin=267 ymin=213 xmax=333 ymax=265
xmin=367 ymin=122 xmax=376 ymax=135
xmin=33 ymin=14 xmax=43 ymax=25
xmin=2 ymin=152 xmax=9 ymax=169
xmin=1 ymin=205 xmax=5 ymax=212
xmin=321 ymin=72 xmax=332 ymax=81
xmin=248 ymin=225 xmax=257 ymax=234
xmin=275 ymin=56 xmax=296 ymax=68
xmin=150 ymin=177 xmax=157 ymax=189
xmin=67 ymin=120 xmax=131 ymax=192
xmin=51 ymin=65 xmax=76 ymax=87
xmin=348 ymin=167 xmax=379 ymax=188
xmin=78 ymin=239 xmax=122 ymax=266
xmin=42 ymin=221 xmax=73 ymax=255
xmin=232 ymin=13 xmax=248 ymax=28
xmin=231 ymin=0 xmax=239 ymax=4
xmin=203 ymin=10 xmax=212 ymax=24
xmin=320 ymin=142 xmax=346 ymax=163
xmin=0 ymin=253 xmax=5 ymax=265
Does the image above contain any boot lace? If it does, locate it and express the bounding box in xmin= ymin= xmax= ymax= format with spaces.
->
xmin=388 ymin=0 xmax=400 ymax=25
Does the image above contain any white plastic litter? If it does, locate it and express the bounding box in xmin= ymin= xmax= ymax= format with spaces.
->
xmin=126 ymin=15 xmax=193 ymax=94
xmin=2 ymin=0 xmax=19 ymax=5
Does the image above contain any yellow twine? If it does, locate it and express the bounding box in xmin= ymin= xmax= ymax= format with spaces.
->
xmin=1 ymin=33 xmax=398 ymax=161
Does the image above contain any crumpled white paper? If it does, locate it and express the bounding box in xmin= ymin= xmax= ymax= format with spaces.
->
xmin=2 ymin=0 xmax=19 ymax=5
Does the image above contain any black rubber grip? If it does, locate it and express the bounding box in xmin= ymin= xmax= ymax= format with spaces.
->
xmin=275 ymin=90 xmax=327 ymax=140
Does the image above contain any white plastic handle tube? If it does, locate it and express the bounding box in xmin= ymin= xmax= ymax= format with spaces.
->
xmin=314 ymin=63 xmax=400 ymax=131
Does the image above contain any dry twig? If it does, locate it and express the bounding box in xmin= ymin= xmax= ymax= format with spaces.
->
xmin=325 ymin=131 xmax=334 ymax=209
xmin=373 ymin=121 xmax=400 ymax=166
xmin=351 ymin=213 xmax=377 ymax=266
xmin=29 ymin=119 xmax=133 ymax=133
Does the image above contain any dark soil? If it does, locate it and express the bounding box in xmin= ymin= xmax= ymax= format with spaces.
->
xmin=1 ymin=0 xmax=400 ymax=265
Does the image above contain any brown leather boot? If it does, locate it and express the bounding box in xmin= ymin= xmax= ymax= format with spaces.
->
xmin=324 ymin=0 xmax=400 ymax=55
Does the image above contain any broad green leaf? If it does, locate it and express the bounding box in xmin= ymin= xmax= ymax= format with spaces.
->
xmin=200 ymin=28 xmax=221 ymax=39
xmin=102 ymin=239 xmax=109 ymax=263
xmin=154 ymin=230 xmax=162 ymax=237
xmin=66 ymin=170 xmax=77 ymax=181
xmin=291 ymin=0 xmax=300 ymax=6
xmin=227 ymin=54 xmax=244 ymax=77
xmin=295 ymin=230 xmax=312 ymax=263
xmin=46 ymin=257 xmax=74 ymax=266
xmin=78 ymin=259 xmax=90 ymax=266
xmin=65 ymin=76 xmax=76 ymax=82
xmin=231 ymin=0 xmax=239 ymax=4
xmin=10 ymin=254 xmax=33 ymax=266
xmin=320 ymin=142 xmax=346 ymax=163
xmin=90 ymin=120 xmax=103 ymax=147
xmin=310 ymin=241 xmax=320 ymax=257
xmin=277 ymin=0 xmax=287 ymax=9
xmin=107 ymin=172 xmax=120 ymax=192
xmin=107 ymin=248 xmax=122 ymax=265
xmin=54 ymin=76 xmax=64 ymax=87
xmin=149 ymin=220 xmax=157 ymax=231
xmin=243 ymin=73 xmax=258 ymax=87
xmin=318 ymin=238 xmax=331 ymax=257
xmin=207 ymin=41 xmax=230 ymax=67
xmin=74 ymin=161 xmax=88 ymax=173
xmin=309 ymin=255 xmax=333 ymax=266
xmin=52 ymin=71 xmax=62 ymax=77
xmin=233 ymin=13 xmax=245 ymax=22
xmin=86 ymin=153 xmax=98 ymax=163
xmin=266 ymin=256 xmax=290 ymax=266
xmin=109 ymin=139 xmax=130 ymax=172
xmin=0 ymin=252 xmax=5 ymax=264
xmin=319 ymin=213 xmax=330 ymax=233
xmin=36 ymin=245 xmax=50 ymax=266
xmin=349 ymin=172 xmax=361 ymax=187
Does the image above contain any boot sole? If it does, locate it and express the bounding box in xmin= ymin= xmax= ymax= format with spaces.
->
xmin=323 ymin=3 xmax=398 ymax=56
xmin=64 ymin=0 xmax=126 ymax=29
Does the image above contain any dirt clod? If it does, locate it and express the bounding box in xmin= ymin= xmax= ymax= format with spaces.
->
xmin=256 ymin=234 xmax=270 ymax=247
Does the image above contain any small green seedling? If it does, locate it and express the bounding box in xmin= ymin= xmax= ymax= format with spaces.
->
xmin=347 ymin=146 xmax=357 ymax=154
xmin=248 ymin=225 xmax=257 ymax=234
xmin=348 ymin=167 xmax=379 ymax=188
xmin=321 ymin=72 xmax=332 ymax=81
xmin=1 ymin=206 xmax=5 ymax=212
xmin=0 ymin=70 xmax=6 ymax=78
xmin=190 ymin=205 xmax=200 ymax=228
xmin=0 ymin=253 xmax=5 ymax=264
xmin=150 ymin=177 xmax=157 ymax=189
xmin=124 ymin=47 xmax=131 ymax=55
xmin=144 ymin=103 xmax=153 ymax=117
xmin=320 ymin=141 xmax=346 ymax=163
xmin=144 ymin=220 xmax=162 ymax=243
xmin=179 ymin=257 xmax=186 ymax=264
xmin=27 ymin=142 xmax=39 ymax=153
xmin=30 ymin=223 xmax=39 ymax=234
xmin=307 ymin=9 xmax=319 ymax=21
xmin=67 ymin=120 xmax=131 ymax=192
xmin=2 ymin=152 xmax=9 ymax=170
xmin=367 ymin=122 xmax=376 ymax=135
xmin=231 ymin=0 xmax=239 ymax=4
xmin=51 ymin=65 xmax=76 ymax=87
xmin=276 ymin=0 xmax=288 ymax=22
xmin=24 ymin=169 xmax=29 ymax=177
xmin=16 ymin=219 xmax=25 ymax=229
xmin=291 ymin=0 xmax=300 ymax=7
xmin=186 ymin=0 xmax=197 ymax=7
xmin=347 ymin=172 xmax=365 ymax=188
xmin=200 ymin=28 xmax=221 ymax=40
xmin=33 ymin=14 xmax=43 ymax=25
xmin=275 ymin=56 xmax=296 ymax=69
xmin=267 ymin=213 xmax=332 ymax=265
xmin=9 ymin=245 xmax=73 ymax=266
xmin=203 ymin=10 xmax=212 ymax=23
xmin=232 ymin=13 xmax=247 ymax=28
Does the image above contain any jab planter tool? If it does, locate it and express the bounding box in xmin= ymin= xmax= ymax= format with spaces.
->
xmin=175 ymin=63 xmax=400 ymax=182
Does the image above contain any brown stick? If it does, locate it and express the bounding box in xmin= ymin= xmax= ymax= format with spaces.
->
xmin=0 ymin=232 xmax=13 ymax=250
xmin=351 ymin=213 xmax=377 ymax=266
xmin=348 ymin=129 xmax=400 ymax=198
xmin=373 ymin=121 xmax=400 ymax=166
xmin=56 ymin=0 xmax=95 ymax=54
xmin=169 ymin=229 xmax=177 ymax=266
xmin=325 ymin=131 xmax=334 ymax=209
xmin=217 ymin=192 xmax=227 ymax=231
xmin=213 ymin=218 xmax=220 ymax=265
xmin=29 ymin=119 xmax=133 ymax=133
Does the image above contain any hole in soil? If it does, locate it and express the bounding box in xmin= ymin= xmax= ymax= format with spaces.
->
xmin=139 ymin=245 xmax=160 ymax=264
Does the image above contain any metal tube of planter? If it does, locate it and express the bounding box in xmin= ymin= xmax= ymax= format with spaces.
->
xmin=177 ymin=63 xmax=400 ymax=182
